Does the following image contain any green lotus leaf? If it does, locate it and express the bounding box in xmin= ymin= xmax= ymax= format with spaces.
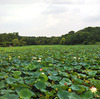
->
xmin=25 ymin=79 xmax=35 ymax=84
xmin=60 ymin=78 xmax=72 ymax=86
xmin=64 ymin=67 xmax=74 ymax=70
xmin=28 ymin=64 xmax=37 ymax=70
xmin=18 ymin=88 xmax=35 ymax=99
xmin=51 ymin=85 xmax=62 ymax=90
xmin=48 ymin=75 xmax=61 ymax=81
xmin=0 ymin=72 xmax=7 ymax=79
xmin=77 ymin=85 xmax=86 ymax=94
xmin=47 ymin=70 xmax=58 ymax=76
xmin=40 ymin=73 xmax=48 ymax=81
xmin=89 ymin=79 xmax=100 ymax=89
xmin=58 ymin=71 xmax=69 ymax=77
xmin=74 ymin=66 xmax=82 ymax=69
xmin=69 ymin=92 xmax=81 ymax=99
xmin=1 ymin=89 xmax=14 ymax=95
xmin=13 ymin=71 xmax=22 ymax=76
xmin=87 ymin=71 xmax=97 ymax=77
xmin=70 ymin=84 xmax=80 ymax=91
xmin=45 ymin=82 xmax=52 ymax=87
xmin=0 ymin=81 xmax=5 ymax=89
xmin=81 ymin=91 xmax=94 ymax=99
xmin=34 ymin=81 xmax=46 ymax=90
xmin=31 ymin=72 xmax=40 ymax=78
xmin=6 ymin=77 xmax=15 ymax=84
xmin=0 ymin=96 xmax=7 ymax=99
xmin=78 ymin=73 xmax=87 ymax=78
xmin=57 ymin=90 xmax=69 ymax=99
xmin=49 ymin=63 xmax=53 ymax=66
xmin=75 ymin=78 xmax=84 ymax=84
xmin=3 ymin=94 xmax=19 ymax=99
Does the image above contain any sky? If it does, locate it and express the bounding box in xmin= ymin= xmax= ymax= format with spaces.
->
xmin=0 ymin=0 xmax=100 ymax=37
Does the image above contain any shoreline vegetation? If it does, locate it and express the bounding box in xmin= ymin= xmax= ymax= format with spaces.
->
xmin=0 ymin=26 xmax=100 ymax=47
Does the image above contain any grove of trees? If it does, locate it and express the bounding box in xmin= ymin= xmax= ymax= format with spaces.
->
xmin=0 ymin=27 xmax=100 ymax=47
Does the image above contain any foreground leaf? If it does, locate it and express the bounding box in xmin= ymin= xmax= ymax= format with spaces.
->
xmin=57 ymin=90 xmax=69 ymax=99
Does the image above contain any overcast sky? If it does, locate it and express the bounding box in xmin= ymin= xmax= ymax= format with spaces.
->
xmin=0 ymin=0 xmax=100 ymax=37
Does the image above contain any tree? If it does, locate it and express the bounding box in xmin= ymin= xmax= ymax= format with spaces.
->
xmin=60 ymin=38 xmax=66 ymax=45
xmin=82 ymin=41 xmax=88 ymax=45
xmin=12 ymin=39 xmax=20 ymax=46
xmin=68 ymin=31 xmax=75 ymax=35
xmin=2 ymin=33 xmax=10 ymax=42
xmin=0 ymin=26 xmax=100 ymax=46
xmin=20 ymin=37 xmax=27 ymax=46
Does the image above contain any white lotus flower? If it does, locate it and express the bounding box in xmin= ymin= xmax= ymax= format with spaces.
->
xmin=42 ymin=72 xmax=44 ymax=75
xmin=90 ymin=87 xmax=97 ymax=93
xmin=39 ymin=58 xmax=41 ymax=60
xmin=18 ymin=56 xmax=20 ymax=58
xmin=78 ymin=58 xmax=80 ymax=60
xmin=32 ymin=57 xmax=37 ymax=59
xmin=9 ymin=57 xmax=11 ymax=60
xmin=37 ymin=60 xmax=41 ymax=62
xmin=9 ymin=56 xmax=12 ymax=60
xmin=73 ymin=57 xmax=76 ymax=59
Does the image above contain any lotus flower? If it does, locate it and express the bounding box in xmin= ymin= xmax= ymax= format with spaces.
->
xmin=90 ymin=86 xmax=97 ymax=93
xmin=42 ymin=72 xmax=44 ymax=74
xmin=40 ymin=68 xmax=43 ymax=71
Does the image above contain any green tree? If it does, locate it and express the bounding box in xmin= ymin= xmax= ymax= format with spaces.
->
xmin=12 ymin=39 xmax=20 ymax=46
xmin=60 ymin=38 xmax=66 ymax=45
xmin=68 ymin=31 xmax=75 ymax=35
xmin=2 ymin=33 xmax=10 ymax=42
xmin=20 ymin=37 xmax=27 ymax=46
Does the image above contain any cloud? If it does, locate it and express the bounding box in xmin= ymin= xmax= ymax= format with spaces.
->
xmin=46 ymin=0 xmax=84 ymax=4
xmin=0 ymin=0 xmax=43 ymax=4
xmin=42 ymin=5 xmax=67 ymax=15
xmin=0 ymin=0 xmax=100 ymax=36
xmin=85 ymin=0 xmax=100 ymax=4
xmin=0 ymin=0 xmax=100 ymax=5
xmin=46 ymin=0 xmax=100 ymax=5
xmin=78 ymin=5 xmax=100 ymax=22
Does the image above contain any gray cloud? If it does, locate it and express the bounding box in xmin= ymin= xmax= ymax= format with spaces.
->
xmin=46 ymin=0 xmax=84 ymax=4
xmin=46 ymin=0 xmax=100 ymax=5
xmin=0 ymin=0 xmax=44 ymax=4
xmin=79 ymin=5 xmax=100 ymax=23
xmin=84 ymin=14 xmax=100 ymax=23
xmin=0 ymin=0 xmax=100 ymax=36
xmin=42 ymin=5 xmax=67 ymax=15
xmin=0 ymin=0 xmax=100 ymax=5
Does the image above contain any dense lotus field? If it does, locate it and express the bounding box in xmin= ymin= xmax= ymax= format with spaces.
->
xmin=0 ymin=45 xmax=100 ymax=99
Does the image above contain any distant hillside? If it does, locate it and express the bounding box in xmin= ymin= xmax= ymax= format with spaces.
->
xmin=0 ymin=26 xmax=100 ymax=46
xmin=61 ymin=27 xmax=100 ymax=45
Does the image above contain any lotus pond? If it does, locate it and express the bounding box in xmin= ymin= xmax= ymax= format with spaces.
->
xmin=0 ymin=45 xmax=100 ymax=99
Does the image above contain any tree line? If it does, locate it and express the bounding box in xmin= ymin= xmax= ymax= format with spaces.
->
xmin=0 ymin=26 xmax=100 ymax=47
